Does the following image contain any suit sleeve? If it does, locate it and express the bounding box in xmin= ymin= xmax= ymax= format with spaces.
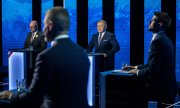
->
xmin=106 ymin=34 xmax=120 ymax=57
xmin=137 ymin=64 xmax=148 ymax=69
xmin=138 ymin=40 xmax=161 ymax=78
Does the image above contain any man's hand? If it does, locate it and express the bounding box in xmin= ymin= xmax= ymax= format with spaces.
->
xmin=122 ymin=66 xmax=135 ymax=71
xmin=0 ymin=91 xmax=13 ymax=100
xmin=103 ymin=53 xmax=107 ymax=57
xmin=128 ymin=69 xmax=138 ymax=74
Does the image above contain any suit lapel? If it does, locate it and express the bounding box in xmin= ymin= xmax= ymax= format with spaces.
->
xmin=32 ymin=31 xmax=40 ymax=42
xmin=95 ymin=34 xmax=100 ymax=48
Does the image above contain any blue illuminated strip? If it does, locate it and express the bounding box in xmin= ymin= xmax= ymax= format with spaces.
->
xmin=41 ymin=0 xmax=53 ymax=30
xmin=176 ymin=0 xmax=180 ymax=82
xmin=88 ymin=0 xmax=102 ymax=41
xmin=2 ymin=0 xmax=32 ymax=66
xmin=114 ymin=0 xmax=130 ymax=68
xmin=87 ymin=56 xmax=95 ymax=106
xmin=64 ymin=0 xmax=77 ymax=43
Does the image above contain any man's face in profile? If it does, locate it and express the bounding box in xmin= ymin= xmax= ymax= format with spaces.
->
xmin=148 ymin=15 xmax=159 ymax=33
xmin=97 ymin=22 xmax=106 ymax=33
xmin=43 ymin=13 xmax=52 ymax=42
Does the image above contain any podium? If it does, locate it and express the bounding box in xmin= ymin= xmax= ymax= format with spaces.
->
xmin=87 ymin=53 xmax=104 ymax=107
xmin=99 ymin=71 xmax=148 ymax=108
xmin=8 ymin=49 xmax=39 ymax=90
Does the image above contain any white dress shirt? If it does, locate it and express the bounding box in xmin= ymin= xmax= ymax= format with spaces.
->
xmin=51 ymin=34 xmax=69 ymax=47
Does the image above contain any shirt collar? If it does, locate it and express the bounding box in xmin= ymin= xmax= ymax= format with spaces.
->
xmin=152 ymin=31 xmax=164 ymax=41
xmin=99 ymin=31 xmax=106 ymax=35
xmin=51 ymin=34 xmax=69 ymax=47
xmin=32 ymin=31 xmax=37 ymax=35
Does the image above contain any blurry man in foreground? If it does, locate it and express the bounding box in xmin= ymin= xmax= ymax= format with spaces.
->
xmin=0 ymin=7 xmax=90 ymax=108
xmin=123 ymin=12 xmax=177 ymax=107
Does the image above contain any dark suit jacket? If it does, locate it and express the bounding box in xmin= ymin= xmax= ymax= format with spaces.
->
xmin=137 ymin=32 xmax=177 ymax=101
xmin=87 ymin=31 xmax=120 ymax=71
xmin=24 ymin=31 xmax=47 ymax=52
xmin=10 ymin=38 xmax=90 ymax=108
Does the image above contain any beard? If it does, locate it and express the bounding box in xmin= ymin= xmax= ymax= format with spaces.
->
xmin=148 ymin=27 xmax=154 ymax=32
xmin=148 ymin=28 xmax=159 ymax=33
xmin=148 ymin=24 xmax=159 ymax=33
xmin=44 ymin=34 xmax=54 ymax=42
xmin=43 ymin=27 xmax=54 ymax=42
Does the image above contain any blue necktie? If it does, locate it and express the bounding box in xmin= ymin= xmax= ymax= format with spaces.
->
xmin=98 ymin=33 xmax=102 ymax=46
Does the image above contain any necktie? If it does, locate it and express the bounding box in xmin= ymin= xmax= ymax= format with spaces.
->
xmin=30 ymin=34 xmax=34 ymax=43
xmin=98 ymin=33 xmax=102 ymax=46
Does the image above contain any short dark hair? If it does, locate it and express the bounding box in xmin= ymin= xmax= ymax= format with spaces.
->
xmin=47 ymin=7 xmax=70 ymax=33
xmin=154 ymin=11 xmax=171 ymax=30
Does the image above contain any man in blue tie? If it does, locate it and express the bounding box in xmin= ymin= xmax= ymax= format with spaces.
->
xmin=87 ymin=20 xmax=120 ymax=71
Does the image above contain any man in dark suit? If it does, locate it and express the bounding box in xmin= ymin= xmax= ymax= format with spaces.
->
xmin=0 ymin=7 xmax=90 ymax=108
xmin=24 ymin=20 xmax=47 ymax=52
xmin=87 ymin=20 xmax=120 ymax=71
xmin=123 ymin=12 xmax=177 ymax=107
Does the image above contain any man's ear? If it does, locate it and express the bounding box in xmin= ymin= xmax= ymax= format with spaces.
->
xmin=48 ymin=20 xmax=53 ymax=31
xmin=104 ymin=25 xmax=107 ymax=30
xmin=158 ymin=22 xmax=163 ymax=27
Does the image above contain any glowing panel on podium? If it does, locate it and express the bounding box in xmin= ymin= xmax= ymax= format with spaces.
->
xmin=87 ymin=53 xmax=104 ymax=107
xmin=8 ymin=51 xmax=25 ymax=90
xmin=87 ymin=56 xmax=95 ymax=106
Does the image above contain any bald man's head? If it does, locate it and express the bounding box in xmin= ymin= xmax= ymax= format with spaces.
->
xmin=30 ymin=20 xmax=38 ymax=33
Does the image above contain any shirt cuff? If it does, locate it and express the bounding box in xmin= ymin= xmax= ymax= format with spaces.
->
xmin=136 ymin=70 xmax=139 ymax=76
xmin=8 ymin=93 xmax=13 ymax=100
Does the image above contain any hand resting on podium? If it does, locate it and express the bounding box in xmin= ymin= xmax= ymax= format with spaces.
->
xmin=0 ymin=91 xmax=13 ymax=100
xmin=122 ymin=66 xmax=136 ymax=71
xmin=122 ymin=65 xmax=138 ymax=74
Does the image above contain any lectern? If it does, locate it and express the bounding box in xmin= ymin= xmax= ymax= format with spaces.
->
xmin=99 ymin=71 xmax=148 ymax=108
xmin=8 ymin=49 xmax=39 ymax=90
xmin=87 ymin=53 xmax=104 ymax=107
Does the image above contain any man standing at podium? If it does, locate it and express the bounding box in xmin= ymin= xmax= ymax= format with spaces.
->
xmin=24 ymin=20 xmax=47 ymax=52
xmin=0 ymin=7 xmax=90 ymax=108
xmin=87 ymin=20 xmax=120 ymax=71
xmin=123 ymin=12 xmax=177 ymax=107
